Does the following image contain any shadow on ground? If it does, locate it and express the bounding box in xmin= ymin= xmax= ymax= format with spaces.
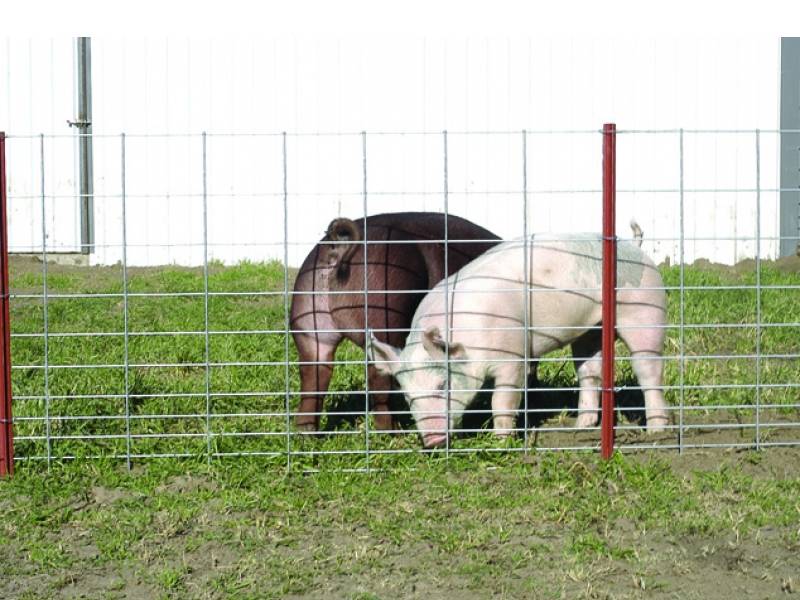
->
xmin=322 ymin=372 xmax=648 ymax=436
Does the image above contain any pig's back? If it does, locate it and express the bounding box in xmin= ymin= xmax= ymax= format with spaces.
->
xmin=445 ymin=233 xmax=654 ymax=291
xmin=413 ymin=234 xmax=657 ymax=350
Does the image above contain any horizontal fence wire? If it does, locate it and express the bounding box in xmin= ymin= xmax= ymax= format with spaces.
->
xmin=4 ymin=128 xmax=800 ymax=471
xmin=7 ymin=127 xmax=800 ymax=139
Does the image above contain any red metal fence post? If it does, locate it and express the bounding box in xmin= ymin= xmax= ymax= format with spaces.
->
xmin=0 ymin=132 xmax=12 ymax=476
xmin=601 ymin=123 xmax=617 ymax=460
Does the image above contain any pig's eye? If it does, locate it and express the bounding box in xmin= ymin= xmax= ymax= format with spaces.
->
xmin=436 ymin=382 xmax=447 ymax=392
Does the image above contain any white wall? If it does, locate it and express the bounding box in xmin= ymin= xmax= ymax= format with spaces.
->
xmin=0 ymin=37 xmax=782 ymax=266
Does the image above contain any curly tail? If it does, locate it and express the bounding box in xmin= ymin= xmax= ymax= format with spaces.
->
xmin=630 ymin=219 xmax=643 ymax=247
xmin=325 ymin=217 xmax=361 ymax=279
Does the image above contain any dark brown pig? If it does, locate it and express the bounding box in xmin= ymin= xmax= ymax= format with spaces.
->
xmin=290 ymin=212 xmax=500 ymax=431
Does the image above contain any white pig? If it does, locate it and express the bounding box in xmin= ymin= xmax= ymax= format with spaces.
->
xmin=368 ymin=224 xmax=669 ymax=448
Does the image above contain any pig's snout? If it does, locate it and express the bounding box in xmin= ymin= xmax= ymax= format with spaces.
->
xmin=418 ymin=416 xmax=448 ymax=448
xmin=422 ymin=433 xmax=447 ymax=448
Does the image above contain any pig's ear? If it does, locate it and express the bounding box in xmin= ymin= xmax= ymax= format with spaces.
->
xmin=449 ymin=341 xmax=466 ymax=359
xmin=422 ymin=326 xmax=446 ymax=359
xmin=367 ymin=331 xmax=401 ymax=376
xmin=422 ymin=326 xmax=466 ymax=360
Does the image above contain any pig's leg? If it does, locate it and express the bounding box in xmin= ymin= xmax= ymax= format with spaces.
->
xmin=292 ymin=292 xmax=341 ymax=431
xmin=367 ymin=366 xmax=394 ymax=430
xmin=617 ymin=324 xmax=669 ymax=432
xmin=491 ymin=389 xmax=522 ymax=437
xmin=295 ymin=339 xmax=339 ymax=431
xmin=490 ymin=364 xmax=525 ymax=436
xmin=571 ymin=329 xmax=602 ymax=428
xmin=629 ymin=352 xmax=669 ymax=431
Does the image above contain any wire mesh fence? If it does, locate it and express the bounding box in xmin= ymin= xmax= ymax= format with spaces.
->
xmin=2 ymin=128 xmax=799 ymax=472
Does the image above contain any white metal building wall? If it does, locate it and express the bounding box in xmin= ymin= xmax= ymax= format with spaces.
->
xmin=0 ymin=37 xmax=782 ymax=266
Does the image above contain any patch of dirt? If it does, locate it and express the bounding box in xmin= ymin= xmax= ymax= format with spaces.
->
xmin=255 ymin=521 xmax=800 ymax=600
xmin=285 ymin=450 xmax=800 ymax=600
xmin=646 ymin=446 xmax=800 ymax=481
xmin=627 ymin=535 xmax=800 ymax=600
xmin=58 ymin=524 xmax=100 ymax=561
xmin=774 ymin=254 xmax=800 ymax=273
xmin=182 ymin=541 xmax=244 ymax=596
xmin=690 ymin=254 xmax=800 ymax=275
xmin=91 ymin=485 xmax=140 ymax=506
xmin=155 ymin=474 xmax=219 ymax=495
xmin=55 ymin=566 xmax=156 ymax=600
xmin=5 ymin=452 xmax=800 ymax=600
xmin=529 ymin=405 xmax=800 ymax=454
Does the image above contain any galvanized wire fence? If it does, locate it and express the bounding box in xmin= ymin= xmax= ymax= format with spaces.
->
xmin=1 ymin=128 xmax=798 ymax=473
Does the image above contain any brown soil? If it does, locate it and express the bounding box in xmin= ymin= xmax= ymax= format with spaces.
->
xmin=3 ymin=451 xmax=799 ymax=600
xmin=688 ymin=254 xmax=800 ymax=275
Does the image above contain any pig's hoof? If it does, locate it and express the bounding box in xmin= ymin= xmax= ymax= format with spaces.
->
xmin=494 ymin=432 xmax=517 ymax=447
xmin=494 ymin=429 xmax=515 ymax=440
xmin=372 ymin=415 xmax=394 ymax=431
xmin=575 ymin=412 xmax=599 ymax=429
xmin=295 ymin=421 xmax=319 ymax=433
xmin=645 ymin=416 xmax=670 ymax=433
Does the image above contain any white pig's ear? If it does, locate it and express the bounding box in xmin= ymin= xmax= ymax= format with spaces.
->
xmin=422 ymin=326 xmax=466 ymax=360
xmin=367 ymin=331 xmax=401 ymax=376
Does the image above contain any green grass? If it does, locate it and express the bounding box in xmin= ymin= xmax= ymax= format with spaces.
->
xmin=3 ymin=257 xmax=800 ymax=597
xmin=7 ymin=257 xmax=800 ymax=467
xmin=1 ymin=451 xmax=799 ymax=598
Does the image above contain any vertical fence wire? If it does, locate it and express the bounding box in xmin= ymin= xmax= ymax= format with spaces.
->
xmin=361 ymin=131 xmax=370 ymax=471
xmin=39 ymin=134 xmax=51 ymax=468
xmin=678 ymin=129 xmax=685 ymax=453
xmin=5 ymin=128 xmax=799 ymax=466
xmin=442 ymin=130 xmax=450 ymax=459
xmin=755 ymin=129 xmax=762 ymax=450
xmin=0 ymin=131 xmax=13 ymax=477
xmin=282 ymin=132 xmax=291 ymax=471
xmin=521 ymin=130 xmax=530 ymax=452
xmin=121 ymin=133 xmax=132 ymax=469
xmin=201 ymin=132 xmax=212 ymax=463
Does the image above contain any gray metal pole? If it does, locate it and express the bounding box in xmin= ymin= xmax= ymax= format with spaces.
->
xmin=71 ymin=37 xmax=94 ymax=255
xmin=780 ymin=37 xmax=800 ymax=257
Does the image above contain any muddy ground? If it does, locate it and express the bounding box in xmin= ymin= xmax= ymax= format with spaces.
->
xmin=2 ymin=447 xmax=799 ymax=600
xmin=3 ymin=255 xmax=798 ymax=599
